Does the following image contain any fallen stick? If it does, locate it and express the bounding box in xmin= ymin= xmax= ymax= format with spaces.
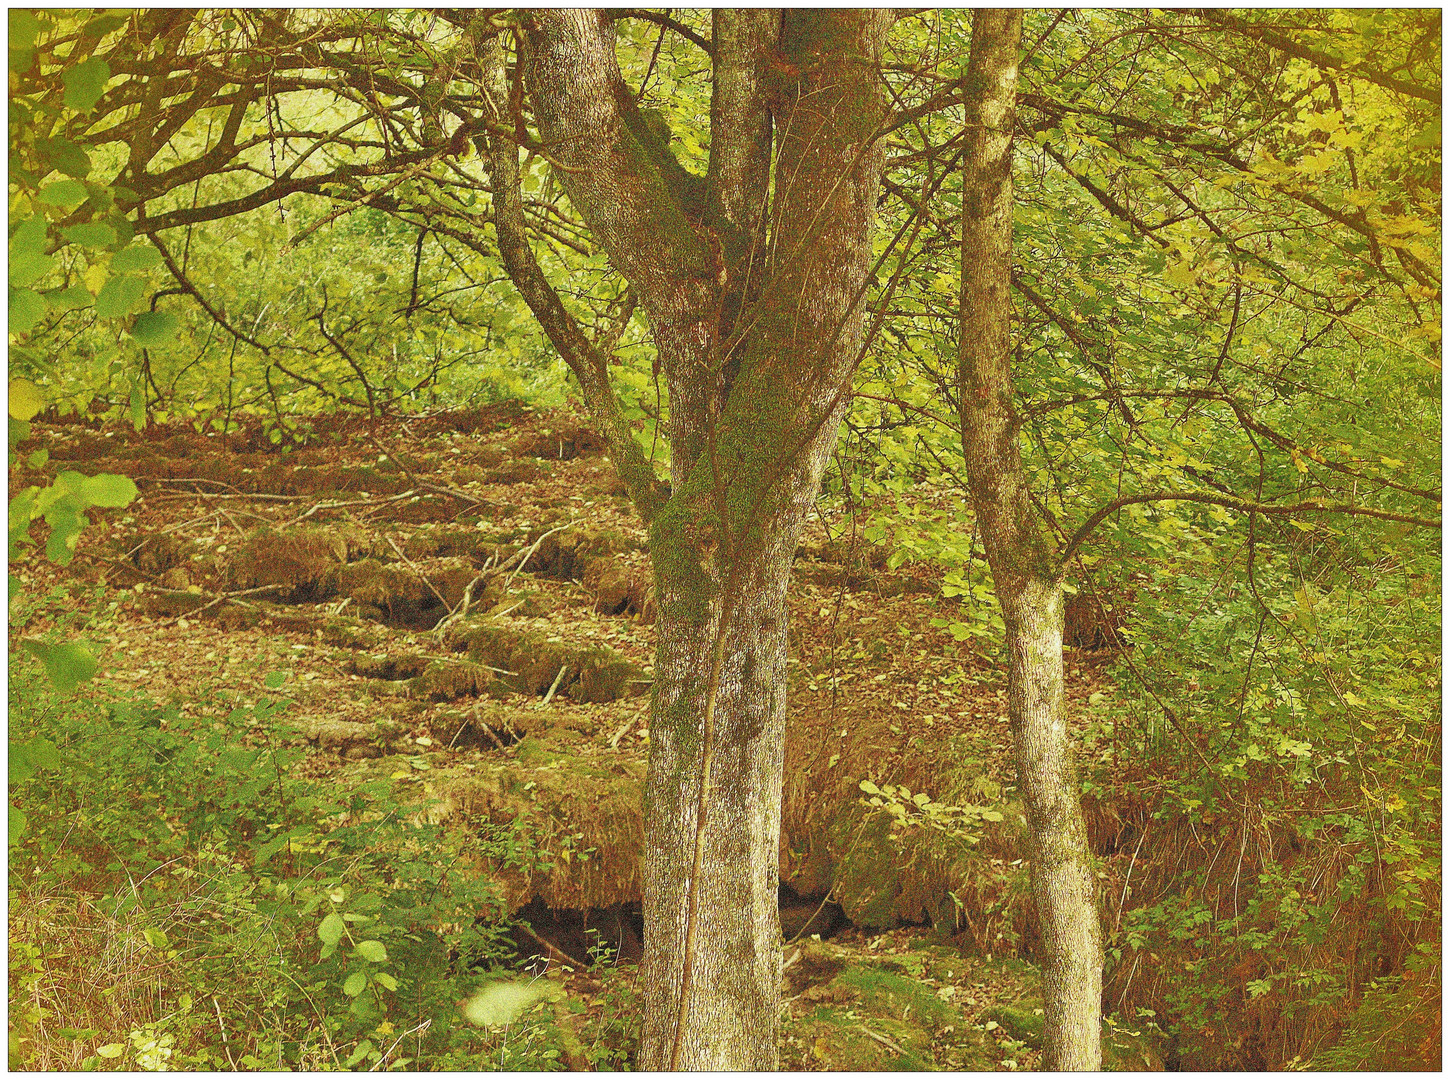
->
xmin=860 ymin=1028 xmax=906 ymax=1056
xmin=385 ymin=533 xmax=451 ymax=610
xmin=153 ymin=584 xmax=284 ymax=627
xmin=542 ymin=664 xmax=568 ymax=705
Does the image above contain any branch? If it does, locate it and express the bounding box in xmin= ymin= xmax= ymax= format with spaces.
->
xmin=608 ymin=9 xmax=714 ymax=57
xmin=1196 ymin=9 xmax=1440 ymax=104
xmin=474 ymin=29 xmax=669 ymax=523
xmin=150 ymin=234 xmax=272 ymax=354
xmin=521 ymin=9 xmax=716 ymax=326
xmin=1061 ymin=492 xmax=1441 ymax=564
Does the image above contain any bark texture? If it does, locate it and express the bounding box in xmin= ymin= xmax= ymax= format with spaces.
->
xmin=958 ymin=10 xmax=1105 ymax=1071
xmin=502 ymin=10 xmax=891 ymax=1068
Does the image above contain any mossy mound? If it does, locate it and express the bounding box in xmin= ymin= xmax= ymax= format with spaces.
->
xmin=529 ymin=528 xmax=639 ymax=582
xmin=228 ymin=524 xmax=367 ymax=595
xmin=323 ymin=557 xmax=478 ymax=628
xmin=446 ymin=620 xmax=647 ymax=704
xmin=400 ymin=526 xmax=518 ymax=562
xmin=516 ymin=424 xmax=606 ymax=461
xmin=321 ymin=615 xmax=388 ymax=650
xmin=781 ymin=709 xmax=1030 ymax=941
xmin=128 ymin=532 xmax=194 ymax=576
xmin=425 ymin=746 xmax=646 ymax=911
xmin=779 ymin=940 xmax=989 ymax=1070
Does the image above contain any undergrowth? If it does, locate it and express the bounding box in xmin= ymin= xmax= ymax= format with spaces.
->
xmin=7 ymin=585 xmax=635 ymax=1071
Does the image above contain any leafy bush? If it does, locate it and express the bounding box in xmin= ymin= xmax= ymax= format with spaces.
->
xmin=8 ymin=641 xmax=537 ymax=1070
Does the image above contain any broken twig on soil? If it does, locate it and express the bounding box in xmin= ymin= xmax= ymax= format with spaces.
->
xmin=153 ymin=584 xmax=284 ymax=627
xmin=542 ymin=664 xmax=568 ymax=704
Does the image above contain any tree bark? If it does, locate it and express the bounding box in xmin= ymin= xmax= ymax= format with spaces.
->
xmin=511 ymin=9 xmax=891 ymax=1068
xmin=958 ymin=10 xmax=1104 ymax=1071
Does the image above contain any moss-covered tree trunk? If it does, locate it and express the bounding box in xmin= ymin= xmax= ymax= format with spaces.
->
xmin=493 ymin=10 xmax=890 ymax=1067
xmin=958 ymin=10 xmax=1104 ymax=1070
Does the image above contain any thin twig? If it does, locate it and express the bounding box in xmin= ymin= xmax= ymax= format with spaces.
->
xmin=785 ymin=890 xmax=838 ymax=947
xmin=1113 ymin=827 xmax=1148 ymax=935
xmin=384 ymin=534 xmax=451 ymax=610
xmin=371 ymin=1019 xmax=431 ymax=1072
xmin=502 ymin=522 xmax=572 ymax=594
xmin=212 ymin=998 xmax=237 ymax=1070
xmin=541 ymin=664 xmax=567 ymax=704
xmin=607 ymin=714 xmax=636 ymax=749
xmin=860 ymin=1028 xmax=906 ymax=1056
xmin=277 ymin=489 xmax=417 ymax=528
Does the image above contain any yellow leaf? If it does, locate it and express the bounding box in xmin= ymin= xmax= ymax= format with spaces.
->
xmin=1380 ymin=457 xmax=1404 ymax=468
xmin=83 ymin=262 xmax=108 ymax=295
xmin=8 ymin=379 xmax=44 ymax=420
xmin=1163 ymin=260 xmax=1197 ymax=289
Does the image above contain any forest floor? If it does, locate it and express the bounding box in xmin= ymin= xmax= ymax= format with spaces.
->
xmin=11 ymin=403 xmax=1164 ymax=1069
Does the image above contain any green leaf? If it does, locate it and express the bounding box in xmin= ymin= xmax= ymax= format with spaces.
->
xmin=9 ymin=488 xmax=38 ymax=556
xmin=9 ymin=805 xmax=28 ymax=845
xmin=463 ymin=981 xmax=560 ymax=1027
xmin=23 ymin=639 xmax=98 ymax=692
xmin=342 ymin=971 xmax=368 ymax=998
xmin=35 ymin=179 xmax=89 ymax=211
xmin=9 ymin=288 xmax=47 ymax=333
xmin=131 ymin=310 xmax=177 ymax=346
xmin=10 ymin=215 xmax=49 ymax=256
xmin=36 ymin=137 xmax=92 ymax=179
xmin=44 ymin=285 xmax=93 ymax=313
xmin=27 ymin=449 xmax=48 ymax=469
xmin=94 ymin=274 xmax=146 ymax=318
xmin=355 ymin=940 xmax=387 ymax=963
xmin=129 ymin=384 xmax=145 ymax=432
xmin=141 ymin=927 xmax=169 ymax=949
xmin=45 ymin=509 xmax=86 ymax=564
xmin=61 ymin=222 xmax=116 ymax=248
xmin=20 ymin=736 xmax=61 ymax=771
xmin=374 ymin=972 xmax=399 ymax=991
xmin=96 ymin=1043 xmax=125 ymax=1060
xmin=79 ymin=473 xmax=137 ymax=508
xmin=344 ymin=1039 xmax=374 ymax=1066
xmin=859 ymin=780 xmax=881 ymax=795
xmin=9 ymin=252 xmax=54 ymax=289
xmin=264 ymin=670 xmax=287 ymax=690
xmin=62 ymin=58 xmax=111 ymax=113
xmin=81 ymin=14 xmax=128 ymax=38
xmin=9 ymin=380 xmax=44 ymax=421
xmin=318 ymin=912 xmax=346 ymax=947
xmin=110 ymin=245 xmax=161 ymax=273
xmin=9 ymin=10 xmax=41 ymax=51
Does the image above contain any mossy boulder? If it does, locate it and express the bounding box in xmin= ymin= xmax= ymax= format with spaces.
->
xmin=296 ymin=717 xmax=400 ymax=759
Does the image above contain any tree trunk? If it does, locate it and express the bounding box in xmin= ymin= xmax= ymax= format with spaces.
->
xmin=507 ymin=10 xmax=891 ymax=1067
xmin=958 ymin=10 xmax=1105 ymax=1071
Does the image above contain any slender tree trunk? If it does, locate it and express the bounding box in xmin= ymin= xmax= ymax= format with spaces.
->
xmin=498 ymin=10 xmax=890 ymax=1067
xmin=958 ymin=10 xmax=1104 ymax=1070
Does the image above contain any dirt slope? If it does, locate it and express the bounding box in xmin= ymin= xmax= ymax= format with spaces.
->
xmin=11 ymin=404 xmax=1158 ymax=1069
